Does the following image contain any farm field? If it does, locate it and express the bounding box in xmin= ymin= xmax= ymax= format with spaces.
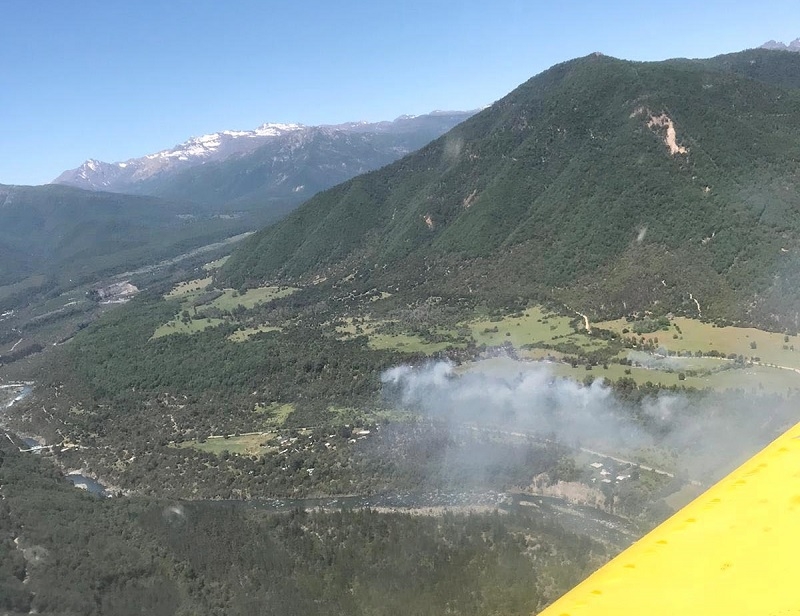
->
xmin=177 ymin=432 xmax=278 ymax=456
xmin=548 ymin=360 xmax=800 ymax=392
xmin=596 ymin=317 xmax=800 ymax=370
xmin=462 ymin=308 xmax=800 ymax=393
xmin=202 ymin=255 xmax=230 ymax=271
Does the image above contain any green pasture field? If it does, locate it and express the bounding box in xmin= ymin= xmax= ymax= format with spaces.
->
xmin=177 ymin=432 xmax=278 ymax=456
xmin=596 ymin=316 xmax=800 ymax=372
xmin=254 ymin=402 xmax=295 ymax=426
xmin=155 ymin=285 xmax=297 ymax=339
xmin=463 ymin=349 xmax=800 ymax=393
xmin=165 ymin=277 xmax=212 ymax=299
xmin=336 ymin=317 xmax=464 ymax=353
xmin=202 ymin=255 xmax=230 ymax=271
xmin=164 ymin=276 xmax=212 ymax=299
xmin=204 ymin=286 xmax=297 ymax=311
xmin=228 ymin=324 xmax=281 ymax=342
xmin=151 ymin=317 xmax=226 ymax=339
xmin=468 ymin=306 xmax=578 ymax=347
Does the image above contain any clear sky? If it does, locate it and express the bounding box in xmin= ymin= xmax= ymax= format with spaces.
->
xmin=3 ymin=0 xmax=799 ymax=185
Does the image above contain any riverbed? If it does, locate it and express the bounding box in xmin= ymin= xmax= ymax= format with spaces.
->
xmin=66 ymin=472 xmax=109 ymax=496
xmin=1 ymin=382 xmax=32 ymax=409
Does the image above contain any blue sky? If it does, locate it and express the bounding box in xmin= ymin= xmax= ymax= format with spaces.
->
xmin=3 ymin=0 xmax=799 ymax=185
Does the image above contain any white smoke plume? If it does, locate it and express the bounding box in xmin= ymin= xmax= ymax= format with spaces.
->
xmin=381 ymin=359 xmax=800 ymax=483
xmin=383 ymin=360 xmax=643 ymax=449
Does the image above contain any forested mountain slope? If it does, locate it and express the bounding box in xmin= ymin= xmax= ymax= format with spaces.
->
xmin=222 ymin=51 xmax=800 ymax=329
xmin=687 ymin=48 xmax=800 ymax=90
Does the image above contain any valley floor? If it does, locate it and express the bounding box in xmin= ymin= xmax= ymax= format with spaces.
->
xmin=3 ymin=257 xmax=799 ymax=615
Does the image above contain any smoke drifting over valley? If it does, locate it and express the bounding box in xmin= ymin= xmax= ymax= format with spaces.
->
xmin=381 ymin=359 xmax=800 ymax=483
xmin=383 ymin=360 xmax=632 ymax=446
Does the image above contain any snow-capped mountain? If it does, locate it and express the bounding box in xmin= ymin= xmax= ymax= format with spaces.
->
xmin=761 ymin=38 xmax=800 ymax=52
xmin=52 ymin=112 xmax=474 ymax=197
xmin=53 ymin=123 xmax=306 ymax=191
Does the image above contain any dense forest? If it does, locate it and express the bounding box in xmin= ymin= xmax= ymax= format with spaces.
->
xmin=0 ymin=438 xmax=606 ymax=616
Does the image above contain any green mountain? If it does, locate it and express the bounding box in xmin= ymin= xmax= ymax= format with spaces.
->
xmin=0 ymin=184 xmax=246 ymax=287
xmin=222 ymin=51 xmax=800 ymax=329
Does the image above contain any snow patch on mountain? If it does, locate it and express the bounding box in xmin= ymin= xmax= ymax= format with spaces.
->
xmin=51 ymin=112 xmax=476 ymax=192
xmin=53 ymin=123 xmax=307 ymax=189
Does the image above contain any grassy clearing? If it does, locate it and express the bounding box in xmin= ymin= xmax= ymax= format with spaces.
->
xmin=228 ymin=325 xmax=281 ymax=342
xmin=596 ymin=317 xmax=800 ymax=370
xmin=335 ymin=317 xmax=368 ymax=337
xmin=337 ymin=317 xmax=464 ymax=353
xmin=468 ymin=306 xmax=578 ymax=348
xmin=694 ymin=363 xmax=800 ymax=392
xmin=165 ymin=277 xmax=212 ymax=299
xmin=178 ymin=432 xmax=277 ymax=456
xmin=595 ymin=316 xmax=800 ymax=387
xmin=337 ymin=307 xmax=598 ymax=355
xmin=551 ymin=361 xmax=702 ymax=388
xmin=155 ymin=284 xmax=297 ymax=339
xmin=669 ymin=317 xmax=800 ymax=370
xmin=329 ymin=405 xmax=417 ymax=424
xmin=462 ymin=351 xmax=800 ymax=393
xmin=202 ymin=255 xmax=230 ymax=271
xmin=368 ymin=333 xmax=458 ymax=353
xmin=370 ymin=291 xmax=393 ymax=302
xmin=254 ymin=403 xmax=295 ymax=426
xmin=151 ymin=317 xmax=226 ymax=339
xmin=205 ymin=286 xmax=297 ymax=311
xmin=549 ymin=358 xmax=800 ymax=392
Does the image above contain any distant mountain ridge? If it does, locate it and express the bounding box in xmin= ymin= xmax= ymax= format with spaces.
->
xmin=53 ymin=123 xmax=305 ymax=191
xmin=761 ymin=38 xmax=800 ymax=52
xmin=52 ymin=111 xmax=476 ymax=204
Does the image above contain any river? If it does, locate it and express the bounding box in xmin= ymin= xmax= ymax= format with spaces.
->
xmin=1 ymin=383 xmax=32 ymax=409
xmin=66 ymin=472 xmax=109 ymax=496
xmin=1 ymin=384 xmax=111 ymax=496
xmin=1 ymin=382 xmax=638 ymax=545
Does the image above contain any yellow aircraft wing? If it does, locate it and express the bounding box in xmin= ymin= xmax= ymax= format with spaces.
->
xmin=538 ymin=421 xmax=800 ymax=615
